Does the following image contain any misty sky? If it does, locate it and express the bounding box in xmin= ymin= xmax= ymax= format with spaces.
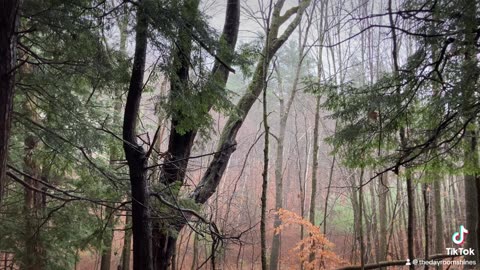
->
xmin=203 ymin=0 xmax=298 ymax=42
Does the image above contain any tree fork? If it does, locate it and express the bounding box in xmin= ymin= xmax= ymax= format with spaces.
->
xmin=153 ymin=0 xmax=241 ymax=268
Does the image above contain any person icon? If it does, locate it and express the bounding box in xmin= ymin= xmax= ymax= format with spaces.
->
xmin=406 ymin=259 xmax=411 ymax=266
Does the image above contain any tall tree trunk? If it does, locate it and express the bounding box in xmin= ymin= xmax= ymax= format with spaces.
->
xmin=323 ymin=155 xmax=335 ymax=235
xmin=428 ymin=3 xmax=444 ymax=258
xmin=22 ymin=98 xmax=45 ymax=270
xmin=117 ymin=11 xmax=132 ymax=270
xmin=422 ymin=184 xmax=430 ymax=270
xmin=100 ymin=207 xmax=114 ymax=270
xmin=433 ymin=180 xmax=443 ymax=254
xmin=388 ymin=0 xmax=416 ymax=267
xmin=294 ymin=109 xmax=310 ymax=270
xmin=370 ymin=181 xmax=379 ymax=263
xmin=461 ymin=0 xmax=480 ymax=266
xmin=385 ymin=183 xmax=395 ymax=258
xmin=406 ymin=173 xmax=416 ymax=270
xmin=351 ymin=169 xmax=362 ymax=266
xmin=351 ymin=180 xmax=359 ymax=264
xmin=443 ymin=178 xmax=453 ymax=247
xmin=122 ymin=2 xmax=153 ymax=270
xmin=308 ymin=95 xmax=321 ymax=263
xmin=120 ymin=214 xmax=132 ymax=270
xmin=415 ymin=185 xmax=424 ymax=257
xmin=190 ymin=233 xmax=198 ymax=270
xmin=321 ymin=153 xmax=335 ymax=268
xmin=451 ymin=176 xmax=462 ymax=223
xmin=308 ymin=3 xmax=327 ymax=260
xmin=269 ymin=13 xmax=312 ymax=266
xmin=464 ymin=130 xmax=478 ymax=266
xmin=396 ymin=177 xmax=405 ymax=260
xmin=0 ymin=0 xmax=21 ymax=203
xmin=269 ymin=92 xmax=284 ymax=270
xmin=101 ymin=56 xmax=124 ymax=270
xmin=378 ymin=174 xmax=388 ymax=269
xmin=159 ymin=0 xmax=200 ymax=188
xmin=359 ymin=169 xmax=365 ymax=270
xmin=260 ymin=58 xmax=269 ymax=270
xmin=260 ymin=14 xmax=272 ymax=266
xmin=362 ymin=184 xmax=372 ymax=264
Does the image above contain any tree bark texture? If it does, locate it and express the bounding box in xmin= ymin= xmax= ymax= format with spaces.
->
xmin=0 ymin=0 xmax=21 ymax=203
xmin=308 ymin=94 xmax=321 ymax=263
xmin=122 ymin=2 xmax=153 ymax=270
xmin=153 ymin=1 xmax=240 ymax=269
xmin=460 ymin=0 xmax=480 ymax=266
xmin=154 ymin=1 xmax=312 ymax=269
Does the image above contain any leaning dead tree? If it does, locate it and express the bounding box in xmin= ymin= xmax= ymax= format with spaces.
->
xmin=122 ymin=0 xmax=313 ymax=269
xmin=157 ymin=0 xmax=310 ymax=269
